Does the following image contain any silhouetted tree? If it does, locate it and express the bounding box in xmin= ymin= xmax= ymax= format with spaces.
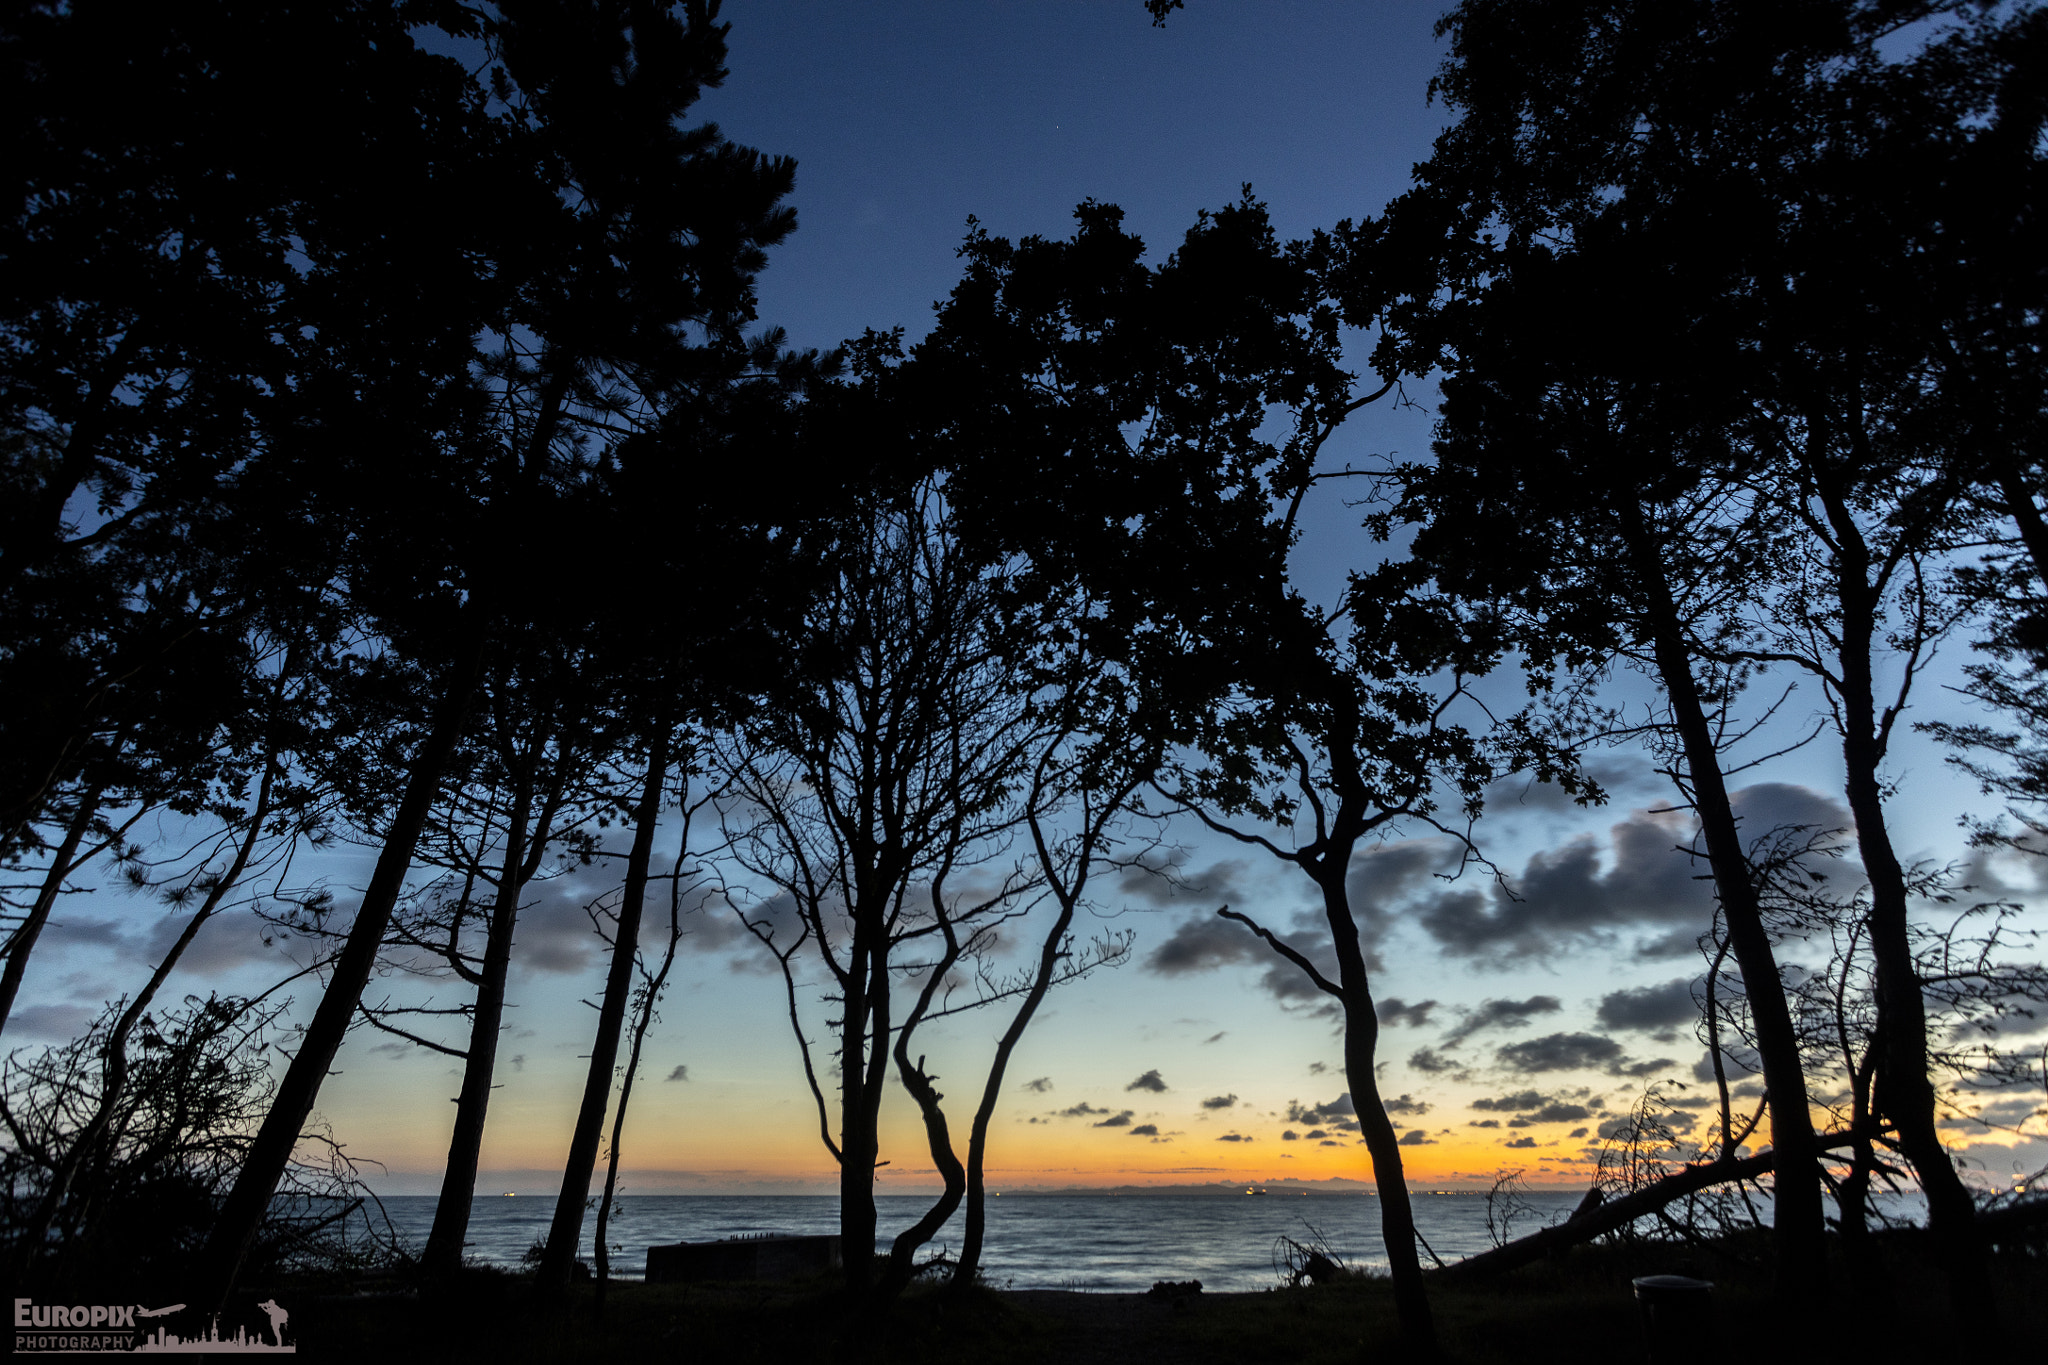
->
xmin=198 ymin=0 xmax=801 ymax=1307
xmin=912 ymin=194 xmax=1544 ymax=1349
xmin=1376 ymin=0 xmax=2045 ymax=1320
xmin=720 ymin=491 xmax=1049 ymax=1302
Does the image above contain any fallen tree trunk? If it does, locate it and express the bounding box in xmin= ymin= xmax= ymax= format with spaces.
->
xmin=1437 ymin=1136 xmax=1865 ymax=1284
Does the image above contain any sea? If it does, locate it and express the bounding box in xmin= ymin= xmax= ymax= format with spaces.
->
xmin=365 ymin=1190 xmax=1635 ymax=1292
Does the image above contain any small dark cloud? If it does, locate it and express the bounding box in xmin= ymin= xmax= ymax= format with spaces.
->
xmin=1305 ymin=1129 xmax=1329 ymax=1140
xmin=1496 ymin=1032 xmax=1625 ymax=1074
xmin=1282 ymin=1130 xmax=1301 ymax=1141
xmin=5 ymin=1003 xmax=97 ymax=1041
xmin=1022 ymin=1076 xmax=1054 ymax=1093
xmin=510 ymin=1054 xmax=526 ymax=1072
xmin=1569 ymin=1127 xmax=1589 ymax=1138
xmin=1471 ymin=1091 xmax=1553 ymax=1112
xmin=1118 ymin=854 xmax=1252 ymax=908
xmin=1398 ymin=1129 xmax=1437 ymax=1146
xmin=1202 ymin=1032 xmax=1226 ymax=1044
xmin=1144 ymin=912 xmax=1262 ymax=975
xmin=1469 ymin=1119 xmax=1500 ymax=1129
xmin=1693 ymin=1045 xmax=1762 ymax=1084
xmin=1611 ymin=1056 xmax=1678 ymax=1079
xmin=1504 ymin=1136 xmax=1539 ymax=1149
xmin=1318 ymin=1139 xmax=1341 ymax=1146
xmin=1378 ymin=997 xmax=1439 ymax=1029
xmin=1129 ymin=1124 xmax=1160 ymax=1137
xmin=1407 ymin=1048 xmax=1467 ymax=1078
xmin=1308 ymin=1061 xmax=1328 ymax=1075
xmin=1597 ymin=978 xmax=1700 ymax=1035
xmin=1216 ymin=1133 xmax=1251 ymax=1142
xmin=1383 ymin=1093 xmax=1431 ymax=1116
xmin=1126 ymin=1069 xmax=1168 ymax=1093
xmin=1528 ymin=1103 xmax=1591 ymax=1124
xmin=1094 ymin=1110 xmax=1136 ymax=1128
xmin=1201 ymin=1094 xmax=1238 ymax=1110
xmin=1443 ymin=995 xmax=1563 ymax=1045
xmin=1060 ymin=1102 xmax=1110 ymax=1118
xmin=665 ymin=1064 xmax=688 ymax=1082
xmin=1285 ymin=1094 xmax=1360 ymax=1131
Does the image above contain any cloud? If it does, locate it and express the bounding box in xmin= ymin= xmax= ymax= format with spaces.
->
xmin=1129 ymin=1124 xmax=1160 ymax=1137
xmin=1118 ymin=854 xmax=1254 ymax=908
xmin=1094 ymin=1110 xmax=1136 ymax=1128
xmin=1471 ymin=1090 xmax=1555 ymax=1112
xmin=1378 ymin=997 xmax=1439 ymax=1029
xmin=1281 ymin=1130 xmax=1300 ymax=1141
xmin=1504 ymin=1136 xmax=1538 ymax=1148
xmin=1407 ymin=1048 xmax=1467 ymax=1078
xmin=1345 ymin=840 xmax=1460 ymax=971
xmin=1203 ymin=1032 xmax=1226 ymax=1044
xmin=1509 ymin=1103 xmax=1592 ymax=1127
xmin=1469 ymin=1119 xmax=1500 ymax=1129
xmin=1201 ymin=1094 xmax=1238 ymax=1110
xmin=1285 ymin=1094 xmax=1360 ymax=1131
xmin=1143 ymin=904 xmax=1345 ymax=1010
xmin=1495 ymin=1032 xmax=1674 ymax=1078
xmin=666 ymin=1065 xmax=689 ymax=1082
xmin=1383 ymin=1093 xmax=1431 ymax=1116
xmin=1496 ymin=1032 xmax=1623 ymax=1073
xmin=1060 ymin=1102 xmax=1109 ymax=1118
xmin=1022 ymin=1076 xmax=1054 ymax=1093
xmin=1126 ymin=1069 xmax=1169 ymax=1093
xmin=143 ymin=908 xmax=286 ymax=976
xmin=515 ymin=890 xmax=602 ymax=975
xmin=1216 ymin=1133 xmax=1251 ymax=1142
xmin=1596 ymin=978 xmax=1701 ymax=1035
xmin=1443 ymin=995 xmax=1563 ymax=1045
xmin=3 ymin=1003 xmax=98 ymax=1041
xmin=1693 ymin=1045 xmax=1763 ymax=1084
xmin=1308 ymin=1061 xmax=1328 ymax=1075
xmin=1410 ymin=787 xmax=1850 ymax=963
xmin=1398 ymin=1129 xmax=1437 ymax=1146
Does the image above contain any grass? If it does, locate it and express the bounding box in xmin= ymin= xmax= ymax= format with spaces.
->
xmin=274 ymin=1237 xmax=2045 ymax=1363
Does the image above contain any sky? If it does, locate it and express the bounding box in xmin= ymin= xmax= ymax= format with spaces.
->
xmin=14 ymin=0 xmax=2047 ymax=1201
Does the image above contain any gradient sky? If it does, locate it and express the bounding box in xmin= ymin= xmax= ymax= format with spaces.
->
xmin=15 ymin=1 xmax=2046 ymax=1199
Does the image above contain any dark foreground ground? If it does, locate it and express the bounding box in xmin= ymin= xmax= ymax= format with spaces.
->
xmin=277 ymin=1239 xmax=2044 ymax=1364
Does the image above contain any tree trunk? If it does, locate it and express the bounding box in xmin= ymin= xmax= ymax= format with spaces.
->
xmin=1624 ymin=506 xmax=1828 ymax=1299
xmin=1334 ymin=929 xmax=1432 ymax=1345
xmin=535 ymin=728 xmax=668 ymax=1292
xmin=594 ymin=807 xmax=690 ymax=1322
xmin=1832 ymin=582 xmax=1991 ymax=1328
xmin=196 ymin=633 xmax=486 ymax=1311
xmin=421 ymin=779 xmax=537 ymax=1277
xmin=953 ymin=883 xmax=1081 ymax=1288
xmin=1437 ymin=1145 xmax=1823 ymax=1284
xmin=836 ymin=917 xmax=890 ymax=1297
xmin=875 ymin=1051 xmax=966 ymax=1302
xmin=0 ymin=786 xmax=101 ymax=1040
xmin=1312 ymin=786 xmax=1434 ymax=1351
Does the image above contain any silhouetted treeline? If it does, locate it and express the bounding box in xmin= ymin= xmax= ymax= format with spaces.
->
xmin=3 ymin=0 xmax=2043 ymax=1351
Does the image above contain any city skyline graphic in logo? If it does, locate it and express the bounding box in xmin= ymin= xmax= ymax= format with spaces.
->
xmin=14 ymin=1298 xmax=295 ymax=1354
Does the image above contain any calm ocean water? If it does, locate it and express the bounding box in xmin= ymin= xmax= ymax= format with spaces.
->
xmin=365 ymin=1191 xmax=1596 ymax=1292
